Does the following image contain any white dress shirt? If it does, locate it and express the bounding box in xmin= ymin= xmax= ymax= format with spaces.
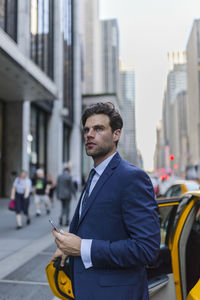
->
xmin=80 ymin=152 xmax=117 ymax=269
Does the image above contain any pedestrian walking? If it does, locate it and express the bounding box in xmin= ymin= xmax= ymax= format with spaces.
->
xmin=56 ymin=167 xmax=75 ymax=226
xmin=52 ymin=102 xmax=160 ymax=300
xmin=32 ymin=169 xmax=51 ymax=216
xmin=10 ymin=170 xmax=31 ymax=229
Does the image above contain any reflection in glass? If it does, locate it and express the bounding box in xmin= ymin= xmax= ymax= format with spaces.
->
xmin=63 ymin=0 xmax=73 ymax=121
xmin=30 ymin=105 xmax=47 ymax=175
xmin=63 ymin=125 xmax=70 ymax=163
xmin=0 ymin=0 xmax=17 ymax=41
xmin=159 ymin=205 xmax=174 ymax=245
xmin=0 ymin=0 xmax=5 ymax=30
xmin=30 ymin=0 xmax=53 ymax=79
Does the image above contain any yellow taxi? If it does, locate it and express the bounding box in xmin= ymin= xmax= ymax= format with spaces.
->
xmin=161 ymin=180 xmax=200 ymax=198
xmin=46 ymin=190 xmax=200 ymax=300
xmin=148 ymin=191 xmax=200 ymax=300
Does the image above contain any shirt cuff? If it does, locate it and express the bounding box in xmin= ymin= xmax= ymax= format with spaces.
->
xmin=81 ymin=239 xmax=93 ymax=269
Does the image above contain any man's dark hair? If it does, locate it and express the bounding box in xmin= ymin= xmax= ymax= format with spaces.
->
xmin=82 ymin=102 xmax=123 ymax=132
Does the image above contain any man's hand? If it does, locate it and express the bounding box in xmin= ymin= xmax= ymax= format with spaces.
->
xmin=51 ymin=248 xmax=68 ymax=267
xmin=52 ymin=230 xmax=82 ymax=257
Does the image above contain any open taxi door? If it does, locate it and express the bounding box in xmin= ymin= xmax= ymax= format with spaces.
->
xmin=187 ymin=279 xmax=200 ymax=300
xmin=147 ymin=192 xmax=200 ymax=300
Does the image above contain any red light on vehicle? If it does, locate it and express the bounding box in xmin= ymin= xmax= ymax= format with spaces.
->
xmin=170 ymin=154 xmax=174 ymax=160
xmin=160 ymin=174 xmax=169 ymax=181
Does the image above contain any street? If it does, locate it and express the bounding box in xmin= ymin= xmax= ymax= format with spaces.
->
xmin=0 ymin=196 xmax=77 ymax=300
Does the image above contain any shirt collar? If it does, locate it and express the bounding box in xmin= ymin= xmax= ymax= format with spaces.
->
xmin=94 ymin=152 xmax=117 ymax=176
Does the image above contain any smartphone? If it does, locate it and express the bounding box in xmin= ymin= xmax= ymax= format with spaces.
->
xmin=49 ymin=219 xmax=61 ymax=233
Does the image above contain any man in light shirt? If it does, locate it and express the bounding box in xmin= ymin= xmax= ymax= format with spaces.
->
xmin=52 ymin=103 xmax=160 ymax=300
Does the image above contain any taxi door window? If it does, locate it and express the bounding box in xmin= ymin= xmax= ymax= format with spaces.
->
xmin=171 ymin=185 xmax=181 ymax=196
xmin=159 ymin=205 xmax=177 ymax=246
xmin=165 ymin=185 xmax=181 ymax=197
xmin=165 ymin=186 xmax=174 ymax=197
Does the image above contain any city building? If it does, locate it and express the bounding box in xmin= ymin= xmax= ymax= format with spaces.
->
xmin=80 ymin=0 xmax=103 ymax=95
xmin=186 ymin=19 xmax=200 ymax=177
xmin=174 ymin=91 xmax=188 ymax=176
xmin=80 ymin=0 xmax=122 ymax=176
xmin=154 ymin=120 xmax=165 ymax=171
xmin=156 ymin=60 xmax=187 ymax=175
xmin=165 ymin=63 xmax=187 ymax=157
xmin=0 ymin=0 xmax=82 ymax=196
xmin=156 ymin=90 xmax=188 ymax=176
xmin=137 ymin=149 xmax=144 ymax=169
xmin=101 ymin=19 xmax=119 ymax=95
xmin=119 ymin=64 xmax=138 ymax=165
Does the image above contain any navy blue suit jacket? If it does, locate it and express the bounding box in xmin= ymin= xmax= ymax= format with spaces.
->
xmin=69 ymin=153 xmax=160 ymax=300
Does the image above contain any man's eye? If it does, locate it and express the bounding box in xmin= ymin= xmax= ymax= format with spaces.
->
xmin=96 ymin=127 xmax=103 ymax=132
xmin=83 ymin=128 xmax=89 ymax=134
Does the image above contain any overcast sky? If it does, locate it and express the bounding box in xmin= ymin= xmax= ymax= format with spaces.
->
xmin=99 ymin=0 xmax=200 ymax=170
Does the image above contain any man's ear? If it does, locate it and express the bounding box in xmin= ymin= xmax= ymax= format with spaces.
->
xmin=113 ymin=129 xmax=121 ymax=142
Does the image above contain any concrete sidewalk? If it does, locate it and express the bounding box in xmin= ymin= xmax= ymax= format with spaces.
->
xmin=0 ymin=196 xmax=78 ymax=299
xmin=0 ymin=197 xmax=61 ymax=264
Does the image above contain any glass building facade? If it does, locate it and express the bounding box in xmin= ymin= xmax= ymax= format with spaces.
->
xmin=62 ymin=0 xmax=73 ymax=163
xmin=0 ymin=102 xmax=3 ymax=195
xmin=30 ymin=104 xmax=47 ymax=177
xmin=63 ymin=0 xmax=73 ymax=122
xmin=63 ymin=125 xmax=70 ymax=163
xmin=0 ymin=0 xmax=18 ymax=41
xmin=30 ymin=0 xmax=54 ymax=79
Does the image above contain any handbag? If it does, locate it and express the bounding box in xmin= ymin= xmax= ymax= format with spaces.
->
xmin=46 ymin=257 xmax=75 ymax=300
xmin=8 ymin=199 xmax=16 ymax=211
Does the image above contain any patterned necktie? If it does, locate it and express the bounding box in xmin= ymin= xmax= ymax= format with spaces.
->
xmin=81 ymin=168 xmax=96 ymax=213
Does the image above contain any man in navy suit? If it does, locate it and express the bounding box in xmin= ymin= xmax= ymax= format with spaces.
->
xmin=52 ymin=103 xmax=160 ymax=300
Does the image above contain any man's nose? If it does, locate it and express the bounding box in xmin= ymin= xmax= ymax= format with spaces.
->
xmin=86 ymin=128 xmax=95 ymax=137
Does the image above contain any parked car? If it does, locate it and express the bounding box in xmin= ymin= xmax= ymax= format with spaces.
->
xmin=160 ymin=180 xmax=200 ymax=198
xmin=148 ymin=191 xmax=200 ymax=300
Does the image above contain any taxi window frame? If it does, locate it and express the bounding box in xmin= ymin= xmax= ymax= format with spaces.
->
xmin=170 ymin=194 xmax=193 ymax=243
xmin=157 ymin=197 xmax=181 ymax=246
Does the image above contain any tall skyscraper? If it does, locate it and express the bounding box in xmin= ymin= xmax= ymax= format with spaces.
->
xmin=101 ymin=19 xmax=119 ymax=94
xmin=80 ymin=0 xmax=103 ymax=94
xmin=164 ymin=63 xmax=187 ymax=165
xmin=186 ymin=19 xmax=200 ymax=172
xmin=120 ymin=64 xmax=138 ymax=165
xmin=80 ymin=0 xmax=121 ymax=177
xmin=155 ymin=59 xmax=187 ymax=175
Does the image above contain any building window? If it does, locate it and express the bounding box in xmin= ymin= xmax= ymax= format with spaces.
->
xmin=63 ymin=125 xmax=70 ymax=163
xmin=0 ymin=101 xmax=3 ymax=195
xmin=0 ymin=0 xmax=6 ymax=31
xmin=0 ymin=0 xmax=18 ymax=42
xmin=30 ymin=105 xmax=47 ymax=177
xmin=30 ymin=0 xmax=54 ymax=79
xmin=63 ymin=0 xmax=73 ymax=122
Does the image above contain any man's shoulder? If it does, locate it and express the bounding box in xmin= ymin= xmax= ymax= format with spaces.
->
xmin=119 ymin=158 xmax=142 ymax=173
xmin=118 ymin=159 xmax=149 ymax=180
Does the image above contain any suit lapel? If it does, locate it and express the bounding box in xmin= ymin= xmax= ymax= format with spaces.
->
xmin=77 ymin=152 xmax=121 ymax=228
xmin=69 ymin=187 xmax=85 ymax=233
